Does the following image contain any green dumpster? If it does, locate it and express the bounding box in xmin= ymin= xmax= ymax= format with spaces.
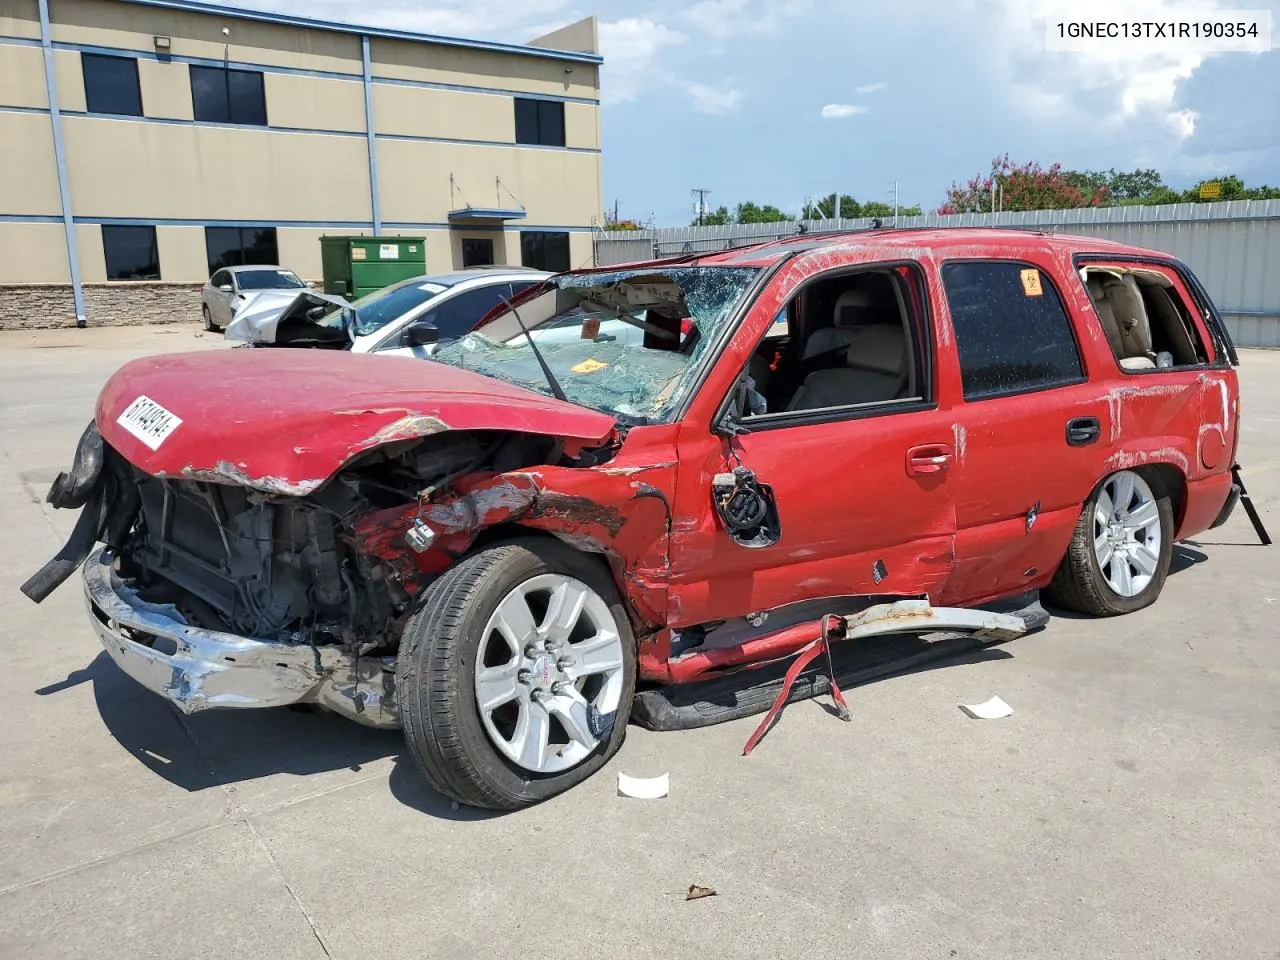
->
xmin=320 ymin=235 xmax=426 ymax=299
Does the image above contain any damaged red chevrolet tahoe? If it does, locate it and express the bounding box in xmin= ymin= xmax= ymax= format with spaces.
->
xmin=23 ymin=229 xmax=1249 ymax=809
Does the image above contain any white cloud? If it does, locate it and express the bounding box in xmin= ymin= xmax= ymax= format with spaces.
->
xmin=686 ymin=81 xmax=744 ymax=114
xmin=682 ymin=0 xmax=811 ymax=41
xmin=598 ymin=18 xmax=688 ymax=102
xmin=950 ymin=0 xmax=1263 ymax=139
xmin=821 ymin=103 xmax=867 ymax=119
xmin=854 ymin=81 xmax=888 ymax=94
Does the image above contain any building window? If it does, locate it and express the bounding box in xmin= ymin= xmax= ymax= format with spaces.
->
xmin=190 ymin=66 xmax=267 ymax=125
xmin=941 ymin=260 xmax=1085 ymax=400
xmin=520 ymin=232 xmax=571 ymax=272
xmin=81 ymin=53 xmax=142 ymax=117
xmin=514 ymin=97 xmax=565 ymax=147
xmin=461 ymin=238 xmax=495 ymax=267
xmin=205 ymin=227 xmax=279 ymax=274
xmin=102 ymin=225 xmax=160 ymax=280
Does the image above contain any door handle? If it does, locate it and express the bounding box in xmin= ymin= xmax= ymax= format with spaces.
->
xmin=906 ymin=443 xmax=954 ymax=477
xmin=1066 ymin=416 xmax=1101 ymax=446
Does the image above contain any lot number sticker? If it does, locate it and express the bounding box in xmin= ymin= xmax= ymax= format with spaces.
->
xmin=117 ymin=395 xmax=182 ymax=451
xmin=1020 ymin=269 xmax=1043 ymax=297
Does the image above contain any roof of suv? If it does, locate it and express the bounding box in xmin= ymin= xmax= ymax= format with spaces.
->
xmin=597 ymin=228 xmax=1176 ymax=272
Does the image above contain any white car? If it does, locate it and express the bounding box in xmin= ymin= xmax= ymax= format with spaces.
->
xmin=202 ymin=265 xmax=307 ymax=332
xmin=224 ymin=267 xmax=550 ymax=352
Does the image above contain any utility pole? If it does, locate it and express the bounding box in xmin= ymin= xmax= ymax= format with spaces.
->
xmin=890 ymin=180 xmax=899 ymax=225
xmin=691 ymin=188 xmax=711 ymax=226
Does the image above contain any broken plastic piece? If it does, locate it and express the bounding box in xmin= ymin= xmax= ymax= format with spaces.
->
xmin=686 ymin=884 xmax=717 ymax=901
xmin=617 ymin=772 xmax=669 ymax=799
xmin=959 ymin=695 xmax=1013 ymax=719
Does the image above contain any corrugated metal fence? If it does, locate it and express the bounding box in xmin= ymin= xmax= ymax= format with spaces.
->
xmin=594 ymin=200 xmax=1280 ymax=348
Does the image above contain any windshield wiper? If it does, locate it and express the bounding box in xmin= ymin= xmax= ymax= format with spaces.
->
xmin=500 ymin=294 xmax=569 ymax=404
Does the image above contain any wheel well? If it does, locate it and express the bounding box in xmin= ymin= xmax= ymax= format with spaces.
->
xmin=1134 ymin=463 xmax=1187 ymax=528
xmin=466 ymin=522 xmax=624 ymax=595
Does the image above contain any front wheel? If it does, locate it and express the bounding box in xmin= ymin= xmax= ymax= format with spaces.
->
xmin=396 ymin=538 xmax=635 ymax=810
xmin=1046 ymin=469 xmax=1174 ymax=616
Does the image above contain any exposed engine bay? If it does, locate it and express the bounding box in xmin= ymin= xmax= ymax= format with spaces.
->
xmin=115 ymin=430 xmax=564 ymax=651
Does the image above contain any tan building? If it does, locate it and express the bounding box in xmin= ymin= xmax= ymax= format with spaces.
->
xmin=0 ymin=0 xmax=603 ymax=328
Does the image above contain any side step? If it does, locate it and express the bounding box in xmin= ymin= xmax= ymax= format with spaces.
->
xmin=631 ymin=594 xmax=1048 ymax=732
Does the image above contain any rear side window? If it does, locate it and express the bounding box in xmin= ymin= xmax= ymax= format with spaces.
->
xmin=942 ymin=260 xmax=1084 ymax=400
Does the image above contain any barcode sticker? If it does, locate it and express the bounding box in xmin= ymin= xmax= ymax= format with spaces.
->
xmin=116 ymin=395 xmax=182 ymax=450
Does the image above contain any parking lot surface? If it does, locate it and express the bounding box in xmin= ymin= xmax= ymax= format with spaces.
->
xmin=1 ymin=326 xmax=1277 ymax=960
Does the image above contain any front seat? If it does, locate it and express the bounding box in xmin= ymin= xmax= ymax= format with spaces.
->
xmin=1089 ymin=273 xmax=1156 ymax=369
xmin=801 ymin=290 xmax=873 ymax=360
xmin=787 ymin=323 xmax=909 ymax=410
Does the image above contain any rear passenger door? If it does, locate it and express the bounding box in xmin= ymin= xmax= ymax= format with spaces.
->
xmin=936 ymin=257 xmax=1112 ymax=606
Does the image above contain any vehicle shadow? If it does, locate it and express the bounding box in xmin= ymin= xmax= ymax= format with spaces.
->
xmin=1042 ymin=543 xmax=1208 ymax=620
xmin=33 ymin=652 xmax=500 ymax=821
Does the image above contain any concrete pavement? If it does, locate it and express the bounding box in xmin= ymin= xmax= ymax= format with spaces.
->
xmin=1 ymin=326 xmax=1277 ymax=959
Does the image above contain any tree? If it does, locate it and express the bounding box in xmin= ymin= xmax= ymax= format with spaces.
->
xmin=802 ymin=193 xmax=862 ymax=219
xmin=734 ymin=201 xmax=794 ymax=223
xmin=860 ymin=200 xmax=923 ymax=218
xmin=693 ymin=205 xmax=732 ymax=226
xmin=938 ymin=154 xmax=1109 ymax=214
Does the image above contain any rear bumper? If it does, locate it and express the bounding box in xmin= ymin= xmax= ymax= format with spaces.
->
xmin=1209 ymin=482 xmax=1242 ymax=530
xmin=83 ymin=548 xmax=400 ymax=728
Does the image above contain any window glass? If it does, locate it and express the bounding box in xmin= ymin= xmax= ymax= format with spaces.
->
xmin=425 ymin=284 xmax=514 ymax=340
xmin=520 ymin=232 xmax=571 ymax=272
xmin=205 ymin=227 xmax=279 ymax=274
xmin=513 ymin=97 xmax=565 ymax=146
xmin=102 ymin=225 xmax=159 ymax=281
xmin=345 ymin=277 xmax=459 ymax=337
xmin=941 ymin=260 xmax=1084 ymax=399
xmin=210 ymin=269 xmax=229 ymax=287
xmin=82 ymin=54 xmax=142 ymax=116
xmin=428 ymin=266 xmax=761 ymax=423
xmin=236 ymin=269 xmax=305 ymax=291
xmin=461 ymin=238 xmax=495 ymax=267
xmin=191 ymin=66 xmax=267 ymax=124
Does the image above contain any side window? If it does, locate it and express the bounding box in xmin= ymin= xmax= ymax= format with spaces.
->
xmin=737 ymin=265 xmax=930 ymax=419
xmin=1079 ymin=264 xmax=1209 ymax=371
xmin=941 ymin=260 xmax=1084 ymax=400
xmin=210 ymin=269 xmax=228 ymax=287
xmin=400 ymin=285 xmax=512 ymax=344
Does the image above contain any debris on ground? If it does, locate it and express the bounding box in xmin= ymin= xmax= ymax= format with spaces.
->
xmin=685 ymin=884 xmax=717 ymax=901
xmin=617 ymin=772 xmax=670 ymax=799
xmin=959 ymin=695 xmax=1013 ymax=719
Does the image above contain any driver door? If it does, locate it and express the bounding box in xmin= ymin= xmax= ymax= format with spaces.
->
xmin=665 ymin=260 xmax=960 ymax=629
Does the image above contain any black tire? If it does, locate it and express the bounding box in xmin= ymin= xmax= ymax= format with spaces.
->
xmin=202 ymin=305 xmax=220 ymax=332
xmin=396 ymin=537 xmax=636 ymax=810
xmin=1045 ymin=470 xmax=1175 ymax=617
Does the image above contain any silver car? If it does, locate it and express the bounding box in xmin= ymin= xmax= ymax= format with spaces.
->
xmin=201 ymin=265 xmax=307 ymax=332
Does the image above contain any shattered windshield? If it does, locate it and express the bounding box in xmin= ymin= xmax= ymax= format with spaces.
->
xmin=427 ymin=266 xmax=760 ymax=423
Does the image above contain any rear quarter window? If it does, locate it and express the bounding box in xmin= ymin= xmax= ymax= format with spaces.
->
xmin=941 ymin=260 xmax=1085 ymax=400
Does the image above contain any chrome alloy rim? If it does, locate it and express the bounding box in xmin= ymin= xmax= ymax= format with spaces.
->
xmin=1093 ymin=470 xmax=1162 ymax=598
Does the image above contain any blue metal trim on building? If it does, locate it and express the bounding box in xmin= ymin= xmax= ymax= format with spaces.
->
xmin=43 ymin=39 xmax=600 ymax=104
xmin=112 ymin=0 xmax=602 ymax=64
xmin=71 ymin=217 xmax=376 ymax=228
xmin=0 ymin=214 xmax=65 ymax=223
xmin=447 ymin=208 xmax=527 ymax=222
xmin=0 ymin=35 xmax=42 ymax=47
xmin=59 ymin=109 xmax=365 ymax=137
xmin=360 ymin=35 xmax=381 ymax=234
xmin=36 ymin=0 xmax=84 ymax=326
xmin=371 ymin=75 xmax=598 ymax=106
xmin=375 ymin=131 xmax=599 ymax=154
xmin=0 ymin=104 xmax=53 ymax=115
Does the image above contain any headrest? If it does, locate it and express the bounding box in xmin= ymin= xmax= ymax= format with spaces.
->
xmin=833 ymin=289 xmax=873 ymax=327
xmin=845 ymin=323 xmax=906 ymax=376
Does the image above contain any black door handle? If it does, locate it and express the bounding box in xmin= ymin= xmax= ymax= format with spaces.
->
xmin=1066 ymin=416 xmax=1101 ymax=446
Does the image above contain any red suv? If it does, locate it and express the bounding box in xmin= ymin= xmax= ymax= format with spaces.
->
xmin=23 ymin=229 xmax=1245 ymax=809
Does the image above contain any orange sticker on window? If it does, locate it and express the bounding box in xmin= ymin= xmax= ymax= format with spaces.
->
xmin=1020 ymin=268 xmax=1043 ymax=296
xmin=571 ymin=358 xmax=608 ymax=374
xmin=581 ymin=318 xmax=601 ymax=339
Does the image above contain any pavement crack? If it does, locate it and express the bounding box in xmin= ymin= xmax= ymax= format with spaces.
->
xmin=243 ymin=819 xmax=334 ymax=960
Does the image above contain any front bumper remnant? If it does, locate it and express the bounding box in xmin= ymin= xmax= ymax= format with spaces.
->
xmin=82 ymin=547 xmax=400 ymax=728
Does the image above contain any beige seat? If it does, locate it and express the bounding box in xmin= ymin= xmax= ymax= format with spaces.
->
xmin=801 ymin=290 xmax=873 ymax=360
xmin=787 ymin=324 xmax=909 ymax=410
xmin=1086 ymin=273 xmax=1156 ymax=369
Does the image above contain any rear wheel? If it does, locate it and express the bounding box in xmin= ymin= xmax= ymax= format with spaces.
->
xmin=396 ymin=538 xmax=635 ymax=810
xmin=202 ymin=305 xmax=220 ymax=332
xmin=1046 ymin=469 xmax=1174 ymax=616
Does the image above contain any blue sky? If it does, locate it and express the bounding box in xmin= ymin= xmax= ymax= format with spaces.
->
xmin=248 ymin=0 xmax=1280 ymax=226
